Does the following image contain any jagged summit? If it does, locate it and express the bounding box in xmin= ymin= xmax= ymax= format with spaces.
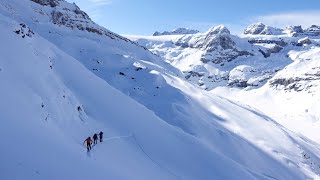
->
xmin=153 ymin=27 xmax=199 ymax=36
xmin=244 ymin=22 xmax=266 ymax=35
xmin=191 ymin=25 xmax=234 ymax=50
xmin=244 ymin=22 xmax=283 ymax=35
xmin=29 ymin=0 xmax=150 ymax=51
xmin=205 ymin=25 xmax=230 ymax=35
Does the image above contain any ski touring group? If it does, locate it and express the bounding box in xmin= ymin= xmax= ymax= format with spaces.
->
xmin=84 ymin=131 xmax=103 ymax=152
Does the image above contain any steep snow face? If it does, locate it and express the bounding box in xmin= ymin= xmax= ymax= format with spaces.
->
xmin=153 ymin=28 xmax=199 ymax=36
xmin=215 ymin=47 xmax=320 ymax=149
xmin=0 ymin=0 xmax=187 ymax=133
xmin=1 ymin=16 xmax=185 ymax=180
xmin=0 ymin=12 xmax=271 ymax=180
xmin=2 ymin=16 xmax=320 ymax=179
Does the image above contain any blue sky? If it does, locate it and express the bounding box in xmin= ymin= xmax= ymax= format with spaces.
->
xmin=69 ymin=0 xmax=320 ymax=35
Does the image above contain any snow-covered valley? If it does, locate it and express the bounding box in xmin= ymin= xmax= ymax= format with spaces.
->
xmin=1 ymin=0 xmax=320 ymax=179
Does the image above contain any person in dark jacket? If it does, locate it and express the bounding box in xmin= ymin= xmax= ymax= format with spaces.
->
xmin=99 ymin=131 xmax=103 ymax=142
xmin=93 ymin=133 xmax=98 ymax=145
xmin=84 ymin=137 xmax=93 ymax=151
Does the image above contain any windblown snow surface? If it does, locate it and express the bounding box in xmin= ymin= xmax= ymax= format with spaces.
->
xmin=1 ymin=0 xmax=320 ymax=179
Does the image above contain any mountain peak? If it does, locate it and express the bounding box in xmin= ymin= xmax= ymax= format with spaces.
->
xmin=153 ymin=27 xmax=199 ymax=36
xmin=244 ymin=22 xmax=283 ymax=35
xmin=244 ymin=22 xmax=265 ymax=34
xmin=206 ymin=25 xmax=230 ymax=35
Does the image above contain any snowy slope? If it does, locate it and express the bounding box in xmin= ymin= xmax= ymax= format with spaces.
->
xmin=127 ymin=23 xmax=320 ymax=178
xmin=0 ymin=14 xmax=259 ymax=180
xmin=1 ymin=0 xmax=320 ymax=179
xmin=216 ymin=46 xmax=320 ymax=143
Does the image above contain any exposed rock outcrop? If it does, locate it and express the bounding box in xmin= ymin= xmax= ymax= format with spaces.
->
xmin=297 ymin=37 xmax=312 ymax=46
xmin=31 ymin=0 xmax=60 ymax=7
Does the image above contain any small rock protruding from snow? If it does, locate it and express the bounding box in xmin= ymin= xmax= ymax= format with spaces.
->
xmin=244 ymin=22 xmax=283 ymax=35
xmin=297 ymin=37 xmax=312 ymax=46
xmin=153 ymin=28 xmax=199 ymax=36
xmin=14 ymin=23 xmax=34 ymax=38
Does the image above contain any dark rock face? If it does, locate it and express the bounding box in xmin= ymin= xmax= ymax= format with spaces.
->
xmin=184 ymin=71 xmax=205 ymax=80
xmin=50 ymin=9 xmax=107 ymax=36
xmin=270 ymin=70 xmax=320 ymax=91
xmin=270 ymin=78 xmax=317 ymax=91
xmin=31 ymin=0 xmax=60 ymax=7
xmin=228 ymin=79 xmax=249 ymax=88
xmin=290 ymin=26 xmax=304 ymax=33
xmin=72 ymin=4 xmax=91 ymax=20
xmin=268 ymin=45 xmax=283 ymax=53
xmin=259 ymin=45 xmax=283 ymax=58
xmin=248 ymin=39 xmax=287 ymax=47
xmin=297 ymin=37 xmax=312 ymax=46
xmin=200 ymin=50 xmax=252 ymax=64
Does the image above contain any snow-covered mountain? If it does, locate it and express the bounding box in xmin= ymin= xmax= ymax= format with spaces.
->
xmin=128 ymin=23 xmax=320 ymax=90
xmin=153 ymin=27 xmax=199 ymax=36
xmin=244 ymin=22 xmax=283 ymax=35
xmin=127 ymin=23 xmax=320 ymax=178
xmin=2 ymin=0 xmax=320 ymax=179
xmin=244 ymin=22 xmax=320 ymax=37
